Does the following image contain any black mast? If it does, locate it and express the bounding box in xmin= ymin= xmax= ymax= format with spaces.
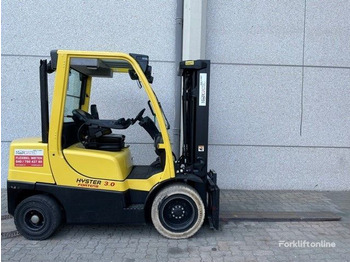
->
xmin=179 ymin=60 xmax=211 ymax=178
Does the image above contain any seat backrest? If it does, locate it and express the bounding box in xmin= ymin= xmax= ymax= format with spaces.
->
xmin=72 ymin=109 xmax=113 ymax=147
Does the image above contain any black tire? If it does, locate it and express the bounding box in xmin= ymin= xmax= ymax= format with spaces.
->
xmin=14 ymin=195 xmax=62 ymax=240
xmin=151 ymin=184 xmax=205 ymax=239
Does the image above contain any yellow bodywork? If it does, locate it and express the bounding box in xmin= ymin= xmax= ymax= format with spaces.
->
xmin=8 ymin=138 xmax=55 ymax=184
xmin=63 ymin=143 xmax=133 ymax=181
xmin=8 ymin=50 xmax=175 ymax=192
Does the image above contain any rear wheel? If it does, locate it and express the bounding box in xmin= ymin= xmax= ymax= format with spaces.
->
xmin=151 ymin=184 xmax=205 ymax=239
xmin=14 ymin=195 xmax=62 ymax=240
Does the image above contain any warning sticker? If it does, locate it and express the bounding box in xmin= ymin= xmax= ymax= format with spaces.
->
xmin=14 ymin=149 xmax=44 ymax=167
xmin=199 ymin=73 xmax=207 ymax=106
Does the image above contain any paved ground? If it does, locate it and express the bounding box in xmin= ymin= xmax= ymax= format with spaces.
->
xmin=2 ymin=189 xmax=350 ymax=262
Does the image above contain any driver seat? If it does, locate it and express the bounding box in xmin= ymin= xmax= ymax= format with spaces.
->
xmin=72 ymin=109 xmax=125 ymax=152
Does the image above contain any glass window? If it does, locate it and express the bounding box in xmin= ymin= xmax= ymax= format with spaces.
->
xmin=64 ymin=69 xmax=82 ymax=122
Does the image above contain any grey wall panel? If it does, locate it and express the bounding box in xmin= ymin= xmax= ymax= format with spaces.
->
xmin=302 ymin=68 xmax=350 ymax=147
xmin=207 ymin=0 xmax=305 ymax=64
xmin=129 ymin=143 xmax=160 ymax=166
xmin=209 ymin=64 xmax=302 ymax=146
xmin=1 ymin=56 xmax=50 ymax=141
xmin=304 ymin=0 xmax=350 ymax=67
xmin=2 ymin=1 xmax=176 ymax=61
xmin=1 ymin=143 xmax=10 ymax=188
xmin=209 ymin=145 xmax=350 ymax=190
xmin=2 ymin=1 xmax=349 ymax=190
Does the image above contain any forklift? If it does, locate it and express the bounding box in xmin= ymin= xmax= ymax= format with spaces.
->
xmin=7 ymin=50 xmax=219 ymax=240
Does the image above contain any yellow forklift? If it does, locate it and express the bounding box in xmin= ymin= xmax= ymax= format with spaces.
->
xmin=7 ymin=50 xmax=219 ymax=240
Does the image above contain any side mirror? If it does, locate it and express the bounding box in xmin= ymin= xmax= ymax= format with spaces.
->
xmin=145 ymin=66 xmax=153 ymax=83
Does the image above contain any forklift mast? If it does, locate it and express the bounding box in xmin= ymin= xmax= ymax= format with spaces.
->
xmin=179 ymin=60 xmax=219 ymax=230
xmin=179 ymin=60 xmax=211 ymax=178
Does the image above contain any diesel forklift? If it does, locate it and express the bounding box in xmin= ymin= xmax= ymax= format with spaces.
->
xmin=7 ymin=50 xmax=219 ymax=240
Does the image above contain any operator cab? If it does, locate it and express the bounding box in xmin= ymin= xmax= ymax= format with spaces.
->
xmin=58 ymin=53 xmax=167 ymax=181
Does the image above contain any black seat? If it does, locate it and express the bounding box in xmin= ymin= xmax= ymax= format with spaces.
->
xmin=72 ymin=109 xmax=126 ymax=152
xmin=87 ymin=134 xmax=125 ymax=151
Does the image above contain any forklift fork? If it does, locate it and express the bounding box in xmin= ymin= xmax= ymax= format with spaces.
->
xmin=207 ymin=170 xmax=220 ymax=230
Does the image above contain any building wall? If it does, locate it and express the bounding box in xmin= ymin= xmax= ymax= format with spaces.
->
xmin=2 ymin=1 xmax=349 ymax=190
xmin=206 ymin=0 xmax=350 ymax=190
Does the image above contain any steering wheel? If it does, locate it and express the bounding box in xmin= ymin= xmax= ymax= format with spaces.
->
xmin=132 ymin=108 xmax=146 ymax=124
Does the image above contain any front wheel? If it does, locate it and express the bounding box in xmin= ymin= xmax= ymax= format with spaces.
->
xmin=151 ymin=184 xmax=205 ymax=239
xmin=14 ymin=195 xmax=62 ymax=240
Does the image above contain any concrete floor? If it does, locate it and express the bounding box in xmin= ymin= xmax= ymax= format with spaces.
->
xmin=2 ymin=189 xmax=350 ymax=261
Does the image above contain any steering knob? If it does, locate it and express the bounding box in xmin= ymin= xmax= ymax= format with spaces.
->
xmin=132 ymin=108 xmax=146 ymax=124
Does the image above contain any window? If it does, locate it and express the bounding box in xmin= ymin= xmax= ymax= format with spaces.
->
xmin=64 ymin=69 xmax=83 ymax=122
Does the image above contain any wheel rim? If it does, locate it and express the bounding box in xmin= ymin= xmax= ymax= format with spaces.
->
xmin=24 ymin=209 xmax=45 ymax=231
xmin=159 ymin=194 xmax=198 ymax=232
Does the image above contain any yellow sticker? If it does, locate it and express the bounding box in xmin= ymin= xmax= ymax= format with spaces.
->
xmin=185 ymin=60 xmax=195 ymax=66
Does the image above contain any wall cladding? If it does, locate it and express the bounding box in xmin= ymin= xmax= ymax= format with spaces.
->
xmin=2 ymin=1 xmax=176 ymax=61
xmin=206 ymin=0 xmax=350 ymax=190
xmin=2 ymin=0 xmax=349 ymax=190
xmin=209 ymin=145 xmax=350 ymax=190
